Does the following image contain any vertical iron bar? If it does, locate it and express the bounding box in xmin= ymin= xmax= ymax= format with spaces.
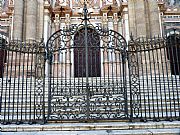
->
xmin=25 ymin=43 xmax=30 ymax=122
xmin=21 ymin=49 xmax=26 ymax=122
xmin=139 ymin=39 xmax=147 ymax=121
xmin=7 ymin=47 xmax=14 ymax=123
xmin=159 ymin=37 xmax=167 ymax=119
xmin=16 ymin=40 xmax=22 ymax=124
xmin=174 ymin=32 xmax=180 ymax=119
xmin=162 ymin=34 xmax=170 ymax=119
xmin=151 ymin=36 xmax=160 ymax=121
xmin=155 ymin=35 xmax=164 ymax=119
xmin=83 ymin=3 xmax=90 ymax=120
xmin=47 ymin=50 xmax=52 ymax=121
xmin=29 ymin=46 xmax=34 ymax=124
xmin=12 ymin=44 xmax=18 ymax=122
xmin=122 ymin=49 xmax=127 ymax=118
xmin=147 ymin=37 xmax=156 ymax=119
xmin=3 ymin=47 xmax=9 ymax=124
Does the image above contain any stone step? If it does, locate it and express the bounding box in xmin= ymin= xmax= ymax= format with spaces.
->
xmin=1 ymin=129 xmax=180 ymax=135
xmin=1 ymin=121 xmax=180 ymax=133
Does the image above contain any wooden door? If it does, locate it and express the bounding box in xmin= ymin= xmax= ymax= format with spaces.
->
xmin=74 ymin=28 xmax=101 ymax=77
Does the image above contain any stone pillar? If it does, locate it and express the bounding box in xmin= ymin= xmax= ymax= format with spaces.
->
xmin=65 ymin=13 xmax=71 ymax=78
xmin=26 ymin=0 xmax=37 ymax=40
xmin=108 ymin=18 xmax=113 ymax=30
xmin=9 ymin=16 xmax=13 ymax=40
xmin=128 ymin=0 xmax=161 ymax=38
xmin=36 ymin=0 xmax=44 ymax=41
xmin=102 ymin=13 xmax=109 ymax=77
xmin=118 ymin=18 xmax=123 ymax=34
xmin=123 ymin=7 xmax=130 ymax=41
xmin=148 ymin=0 xmax=161 ymax=36
xmin=135 ymin=0 xmax=147 ymax=37
xmin=113 ymin=13 xmax=118 ymax=32
xmin=44 ymin=1 xmax=51 ymax=77
xmin=53 ymin=14 xmax=60 ymax=78
xmin=128 ymin=0 xmax=149 ymax=37
xmin=128 ymin=0 xmax=136 ymax=37
xmin=43 ymin=7 xmax=50 ymax=43
xmin=13 ymin=0 xmax=24 ymax=40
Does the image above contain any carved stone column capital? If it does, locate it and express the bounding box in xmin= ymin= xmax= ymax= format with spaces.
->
xmin=102 ymin=13 xmax=108 ymax=25
xmin=113 ymin=13 xmax=118 ymax=25
xmin=65 ymin=13 xmax=70 ymax=26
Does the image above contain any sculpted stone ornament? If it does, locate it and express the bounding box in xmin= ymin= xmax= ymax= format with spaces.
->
xmin=55 ymin=0 xmax=60 ymax=7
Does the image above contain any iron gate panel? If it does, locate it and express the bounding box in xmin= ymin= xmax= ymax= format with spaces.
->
xmin=46 ymin=23 xmax=128 ymax=121
xmin=0 ymin=39 xmax=46 ymax=124
xmin=128 ymin=30 xmax=180 ymax=122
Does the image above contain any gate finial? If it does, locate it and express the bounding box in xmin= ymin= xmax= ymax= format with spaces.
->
xmin=78 ymin=0 xmax=93 ymax=23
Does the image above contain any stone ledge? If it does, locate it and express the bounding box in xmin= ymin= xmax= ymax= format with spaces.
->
xmin=1 ymin=121 xmax=180 ymax=132
xmin=0 ymin=128 xmax=180 ymax=135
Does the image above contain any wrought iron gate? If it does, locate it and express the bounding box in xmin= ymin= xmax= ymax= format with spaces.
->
xmin=0 ymin=39 xmax=46 ymax=124
xmin=46 ymin=5 xmax=128 ymax=121
xmin=1 ymin=3 xmax=180 ymax=125
xmin=128 ymin=30 xmax=180 ymax=122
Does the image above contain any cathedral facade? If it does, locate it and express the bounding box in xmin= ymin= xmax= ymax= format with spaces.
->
xmin=0 ymin=0 xmax=179 ymax=42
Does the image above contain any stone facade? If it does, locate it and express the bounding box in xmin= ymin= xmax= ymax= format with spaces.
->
xmin=0 ymin=0 xmax=179 ymax=77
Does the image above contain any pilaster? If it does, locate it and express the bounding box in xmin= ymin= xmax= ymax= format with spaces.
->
xmin=113 ymin=13 xmax=118 ymax=32
xmin=135 ymin=0 xmax=147 ymax=37
xmin=26 ymin=0 xmax=38 ymax=40
xmin=123 ymin=7 xmax=129 ymax=41
xmin=148 ymin=0 xmax=161 ymax=36
xmin=36 ymin=0 xmax=44 ymax=41
xmin=43 ymin=0 xmax=51 ymax=43
xmin=13 ymin=0 xmax=23 ymax=40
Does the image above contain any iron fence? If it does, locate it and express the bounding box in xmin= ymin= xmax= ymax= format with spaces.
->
xmin=128 ymin=31 xmax=180 ymax=122
xmin=0 ymin=31 xmax=180 ymax=124
xmin=0 ymin=38 xmax=46 ymax=124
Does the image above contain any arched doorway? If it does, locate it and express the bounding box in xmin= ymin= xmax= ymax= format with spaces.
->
xmin=74 ymin=28 xmax=101 ymax=77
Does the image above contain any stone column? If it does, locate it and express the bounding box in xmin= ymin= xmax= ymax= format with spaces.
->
xmin=108 ymin=18 xmax=113 ymax=30
xmin=148 ymin=0 xmax=161 ymax=36
xmin=102 ymin=13 xmax=109 ymax=77
xmin=44 ymin=1 xmax=51 ymax=77
xmin=113 ymin=13 xmax=118 ymax=32
xmin=128 ymin=0 xmax=136 ymax=37
xmin=36 ymin=0 xmax=44 ymax=41
xmin=123 ymin=7 xmax=130 ymax=41
xmin=135 ymin=0 xmax=147 ymax=37
xmin=43 ymin=8 xmax=50 ymax=43
xmin=13 ymin=0 xmax=24 ymax=40
xmin=113 ymin=13 xmax=121 ymax=77
xmin=128 ymin=0 xmax=147 ymax=38
xmin=118 ymin=18 xmax=123 ymax=34
xmin=53 ymin=14 xmax=60 ymax=78
xmin=9 ymin=16 xmax=13 ymax=40
xmin=65 ymin=13 xmax=71 ymax=78
xmin=26 ymin=0 xmax=37 ymax=40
